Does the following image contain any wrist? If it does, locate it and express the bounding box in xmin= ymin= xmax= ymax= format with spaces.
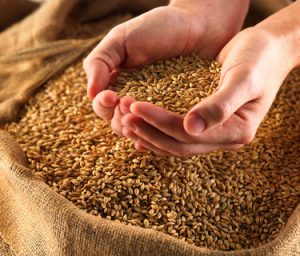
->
xmin=169 ymin=0 xmax=202 ymax=8
xmin=168 ymin=0 xmax=207 ymax=19
xmin=255 ymin=1 xmax=300 ymax=68
xmin=169 ymin=0 xmax=250 ymax=40
xmin=169 ymin=0 xmax=250 ymax=14
xmin=170 ymin=0 xmax=250 ymax=7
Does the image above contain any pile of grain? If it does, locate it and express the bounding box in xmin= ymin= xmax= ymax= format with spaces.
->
xmin=3 ymin=55 xmax=300 ymax=251
xmin=114 ymin=54 xmax=220 ymax=114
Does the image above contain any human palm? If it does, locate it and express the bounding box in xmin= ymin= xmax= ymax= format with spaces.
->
xmin=83 ymin=0 xmax=249 ymax=136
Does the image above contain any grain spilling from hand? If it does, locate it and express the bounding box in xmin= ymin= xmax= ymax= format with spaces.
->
xmin=3 ymin=55 xmax=300 ymax=251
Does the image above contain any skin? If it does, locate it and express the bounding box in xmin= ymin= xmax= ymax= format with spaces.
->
xmin=84 ymin=0 xmax=300 ymax=157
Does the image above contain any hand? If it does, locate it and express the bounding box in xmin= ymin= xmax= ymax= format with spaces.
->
xmin=83 ymin=0 xmax=249 ymax=136
xmin=121 ymin=0 xmax=300 ymax=156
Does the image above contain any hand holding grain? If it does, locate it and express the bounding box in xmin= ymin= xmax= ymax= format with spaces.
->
xmin=83 ymin=0 xmax=249 ymax=139
xmin=84 ymin=1 xmax=300 ymax=156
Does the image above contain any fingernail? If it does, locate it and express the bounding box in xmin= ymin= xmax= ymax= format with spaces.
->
xmin=186 ymin=113 xmax=206 ymax=136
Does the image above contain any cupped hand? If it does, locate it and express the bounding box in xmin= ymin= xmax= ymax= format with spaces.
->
xmin=121 ymin=27 xmax=296 ymax=156
xmin=83 ymin=0 xmax=249 ymax=135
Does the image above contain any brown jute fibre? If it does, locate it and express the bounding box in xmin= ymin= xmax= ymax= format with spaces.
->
xmin=3 ymin=55 xmax=300 ymax=251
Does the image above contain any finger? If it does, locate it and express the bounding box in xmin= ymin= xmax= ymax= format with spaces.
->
xmin=111 ymin=105 xmax=124 ymax=136
xmin=184 ymin=66 xmax=258 ymax=136
xmin=134 ymin=139 xmax=174 ymax=156
xmin=128 ymin=97 xmax=257 ymax=145
xmin=122 ymin=113 xmax=242 ymax=156
xmin=122 ymin=113 xmax=183 ymax=153
xmin=129 ymin=101 xmax=246 ymax=145
xmin=84 ymin=60 xmax=110 ymax=100
xmin=122 ymin=127 xmax=172 ymax=156
xmin=83 ymin=24 xmax=126 ymax=99
xmin=134 ymin=142 xmax=148 ymax=152
xmin=193 ymin=100 xmax=263 ymax=145
xmin=129 ymin=102 xmax=193 ymax=143
xmin=120 ymin=96 xmax=136 ymax=115
xmin=92 ymin=90 xmax=119 ymax=120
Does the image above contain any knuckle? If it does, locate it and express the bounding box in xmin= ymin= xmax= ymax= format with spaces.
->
xmin=240 ymin=27 xmax=273 ymax=48
xmin=221 ymin=63 xmax=260 ymax=99
xmin=94 ymin=105 xmax=114 ymax=120
xmin=210 ymin=102 xmax=231 ymax=123
xmin=110 ymin=24 xmax=123 ymax=35
xmin=100 ymin=113 xmax=112 ymax=121
xmin=239 ymin=69 xmax=262 ymax=98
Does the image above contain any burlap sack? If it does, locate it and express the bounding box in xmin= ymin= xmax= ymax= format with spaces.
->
xmin=0 ymin=0 xmax=38 ymax=31
xmin=0 ymin=1 xmax=299 ymax=255
xmin=0 ymin=129 xmax=299 ymax=255
xmin=0 ymin=0 xmax=167 ymax=124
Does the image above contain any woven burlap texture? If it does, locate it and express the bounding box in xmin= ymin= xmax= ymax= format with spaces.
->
xmin=0 ymin=1 xmax=299 ymax=255
xmin=0 ymin=0 xmax=167 ymax=124
xmin=0 ymin=130 xmax=299 ymax=255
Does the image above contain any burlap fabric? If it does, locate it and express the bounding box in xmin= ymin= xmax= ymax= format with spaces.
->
xmin=0 ymin=1 xmax=299 ymax=255
xmin=0 ymin=0 xmax=167 ymax=124
xmin=0 ymin=0 xmax=38 ymax=31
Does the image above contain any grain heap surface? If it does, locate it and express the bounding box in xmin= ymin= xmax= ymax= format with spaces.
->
xmin=3 ymin=55 xmax=300 ymax=251
xmin=114 ymin=54 xmax=220 ymax=115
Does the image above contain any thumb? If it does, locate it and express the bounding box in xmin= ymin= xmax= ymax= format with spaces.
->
xmin=83 ymin=24 xmax=126 ymax=99
xmin=184 ymin=66 xmax=256 ymax=136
